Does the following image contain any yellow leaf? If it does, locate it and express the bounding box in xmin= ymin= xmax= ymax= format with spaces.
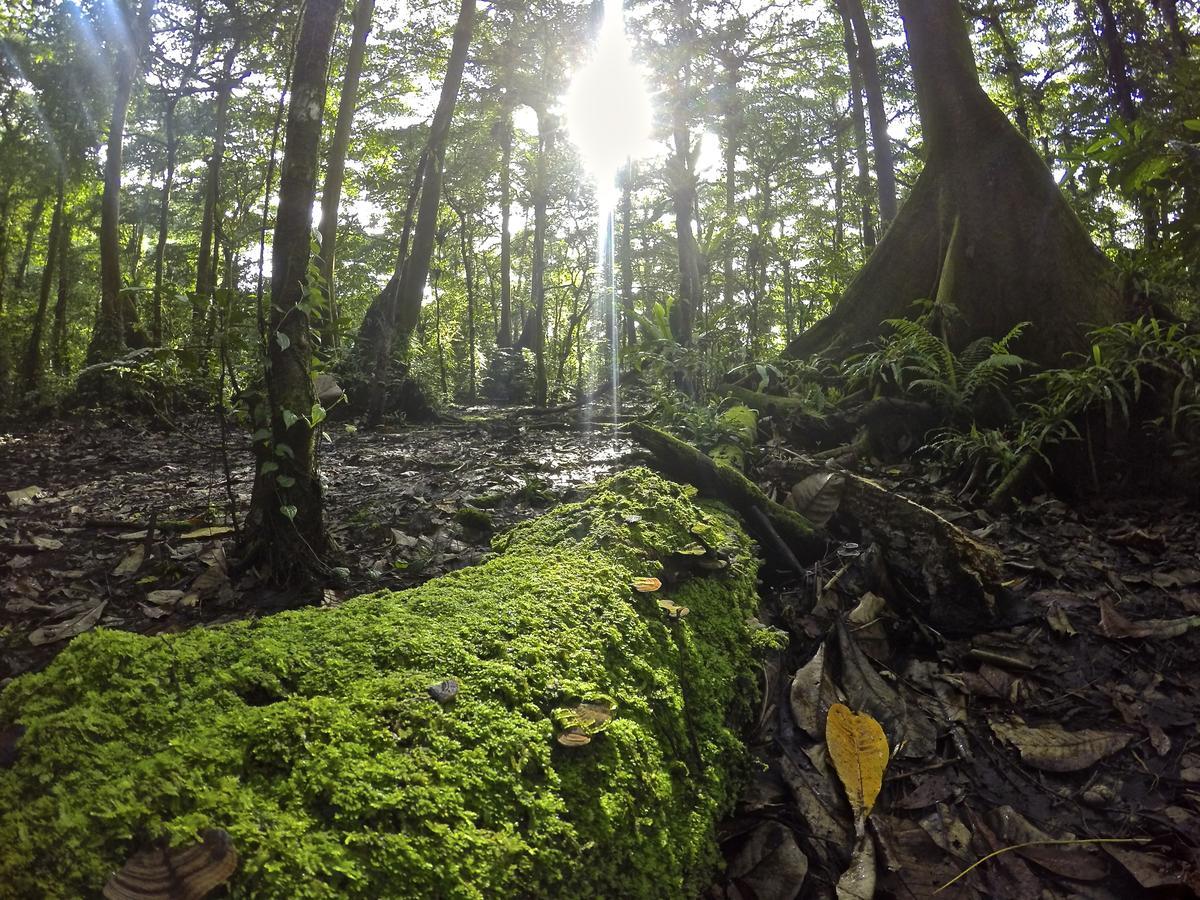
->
xmin=826 ymin=703 xmax=889 ymax=823
xmin=632 ymin=577 xmax=661 ymax=592
xmin=656 ymin=599 xmax=690 ymax=619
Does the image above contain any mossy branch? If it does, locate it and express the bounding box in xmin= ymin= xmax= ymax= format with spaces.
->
xmin=630 ymin=422 xmax=825 ymax=564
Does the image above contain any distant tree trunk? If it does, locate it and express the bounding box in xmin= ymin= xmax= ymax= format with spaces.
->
xmin=720 ymin=55 xmax=741 ymax=310
xmin=619 ymin=163 xmax=636 ymax=347
xmin=844 ymin=0 xmax=898 ymax=227
xmin=782 ymin=253 xmax=795 ymax=343
xmin=195 ymin=41 xmax=240 ymax=355
xmin=241 ymin=0 xmax=340 ymax=581
xmin=88 ymin=0 xmax=155 ymax=365
xmin=836 ymin=0 xmax=877 ymax=250
xmin=1091 ymin=0 xmax=1159 ymax=246
xmin=355 ymin=0 xmax=475 ymax=425
xmin=152 ymin=97 xmax=178 ymax=347
xmin=23 ymin=175 xmax=65 ymax=393
xmin=126 ymin=220 xmax=144 ymax=284
xmin=52 ymin=215 xmax=71 ymax=376
xmin=669 ymin=107 xmax=701 ymax=347
xmin=981 ymin=3 xmax=1032 ymax=139
xmin=785 ymin=0 xmax=1126 ymax=367
xmin=498 ymin=101 xmax=514 ymax=347
xmin=459 ymin=209 xmax=477 ymax=399
xmin=318 ymin=0 xmax=376 ymax=351
xmin=531 ymin=108 xmax=551 ymax=406
xmin=15 ymin=194 xmax=46 ymax=292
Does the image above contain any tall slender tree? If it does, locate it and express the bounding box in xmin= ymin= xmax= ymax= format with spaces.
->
xmin=241 ymin=0 xmax=342 ymax=578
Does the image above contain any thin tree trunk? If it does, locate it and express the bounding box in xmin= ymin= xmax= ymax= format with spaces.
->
xmin=720 ymin=56 xmax=741 ymax=310
xmin=498 ymin=102 xmax=514 ymax=347
xmin=1095 ymin=0 xmax=1138 ymax=122
xmin=241 ymin=0 xmax=341 ymax=580
xmin=23 ymin=175 xmax=65 ymax=393
xmin=318 ymin=0 xmax=376 ymax=350
xmin=52 ymin=215 xmax=71 ymax=376
xmin=459 ymin=210 xmax=477 ymax=400
xmin=836 ymin=0 xmax=876 ymax=250
xmin=152 ymin=97 xmax=178 ymax=347
xmin=195 ymin=42 xmax=240 ymax=354
xmin=15 ymin=194 xmax=47 ymax=293
xmin=619 ymin=164 xmax=636 ymax=348
xmin=531 ymin=108 xmax=551 ymax=406
xmin=844 ymin=0 xmax=898 ymax=227
xmin=88 ymin=0 xmax=155 ymax=364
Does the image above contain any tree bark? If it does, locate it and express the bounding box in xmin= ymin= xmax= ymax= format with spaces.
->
xmin=87 ymin=0 xmax=155 ymax=365
xmin=836 ymin=0 xmax=877 ymax=250
xmin=843 ymin=0 xmax=897 ymax=227
xmin=720 ymin=55 xmax=741 ymax=310
xmin=785 ymin=0 xmax=1126 ymax=368
xmin=318 ymin=0 xmax=376 ymax=350
xmin=241 ymin=0 xmax=341 ymax=581
xmin=23 ymin=175 xmax=65 ymax=393
xmin=459 ymin=208 xmax=477 ymax=400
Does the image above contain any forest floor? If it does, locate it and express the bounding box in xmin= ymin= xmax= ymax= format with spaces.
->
xmin=3 ymin=407 xmax=1200 ymax=897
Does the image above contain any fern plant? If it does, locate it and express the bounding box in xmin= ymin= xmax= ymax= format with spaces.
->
xmin=845 ymin=303 xmax=1029 ymax=417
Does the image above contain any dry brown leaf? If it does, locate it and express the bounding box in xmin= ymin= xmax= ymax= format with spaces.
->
xmin=789 ymin=471 xmax=846 ymax=528
xmin=1099 ymin=598 xmax=1200 ymax=640
xmin=1103 ymin=844 xmax=1196 ymax=890
xmin=989 ymin=718 xmax=1131 ymax=772
xmin=826 ymin=703 xmax=889 ymax=825
xmin=29 ymin=601 xmax=106 ymax=645
xmin=180 ymin=526 xmax=235 ymax=540
xmin=31 ymin=535 xmax=64 ymax=551
xmin=113 ymin=546 xmax=145 ymax=577
xmin=790 ymin=644 xmax=836 ymax=738
xmin=5 ymin=486 xmax=43 ymax=506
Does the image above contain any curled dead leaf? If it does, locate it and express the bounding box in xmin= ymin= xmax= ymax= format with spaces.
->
xmin=989 ymin=718 xmax=1132 ymax=772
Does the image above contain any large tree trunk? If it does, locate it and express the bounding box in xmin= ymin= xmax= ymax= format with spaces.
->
xmin=240 ymin=0 xmax=340 ymax=581
xmin=87 ymin=0 xmax=155 ymax=365
xmin=317 ymin=0 xmax=376 ymax=351
xmin=844 ymin=0 xmax=898 ymax=227
xmin=354 ymin=0 xmax=475 ymax=424
xmin=784 ymin=0 xmax=1126 ymax=368
xmin=22 ymin=175 xmax=65 ymax=393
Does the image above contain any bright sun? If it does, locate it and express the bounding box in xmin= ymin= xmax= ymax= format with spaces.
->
xmin=563 ymin=0 xmax=654 ymax=207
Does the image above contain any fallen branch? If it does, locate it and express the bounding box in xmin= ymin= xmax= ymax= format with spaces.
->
xmin=630 ymin=422 xmax=825 ymax=564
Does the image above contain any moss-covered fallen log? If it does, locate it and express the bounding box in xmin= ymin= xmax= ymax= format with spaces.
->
xmin=630 ymin=422 xmax=825 ymax=565
xmin=0 ymin=470 xmax=766 ymax=899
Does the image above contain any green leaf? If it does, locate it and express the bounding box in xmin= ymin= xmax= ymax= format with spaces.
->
xmin=279 ymin=504 xmax=298 ymax=521
xmin=275 ymin=443 xmax=295 ymax=459
xmin=260 ymin=461 xmax=279 ymax=476
xmin=310 ymin=403 xmax=327 ymax=427
xmin=282 ymin=409 xmax=299 ymax=428
xmin=1185 ymin=120 xmax=1200 ymax=132
xmin=251 ymin=428 xmax=272 ymax=443
xmin=277 ymin=475 xmax=296 ymax=488
xmin=275 ymin=331 xmax=290 ymax=351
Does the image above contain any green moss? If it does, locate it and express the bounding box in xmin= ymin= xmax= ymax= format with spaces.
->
xmin=453 ymin=505 xmax=493 ymax=531
xmin=0 ymin=469 xmax=760 ymax=899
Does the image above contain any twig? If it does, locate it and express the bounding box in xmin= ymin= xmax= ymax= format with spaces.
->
xmin=935 ymin=837 xmax=1149 ymax=893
